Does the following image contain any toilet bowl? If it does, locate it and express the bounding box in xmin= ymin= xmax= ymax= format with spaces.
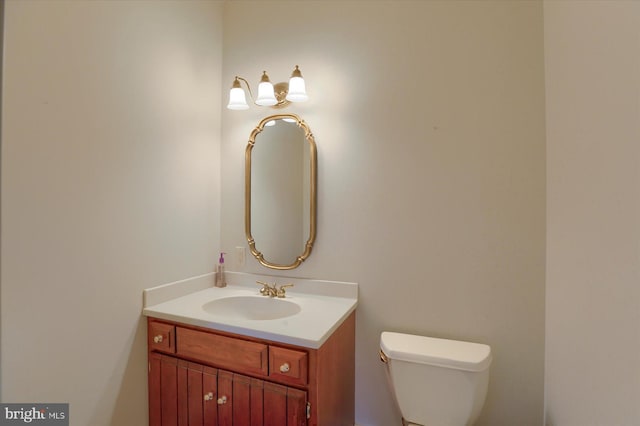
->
xmin=380 ymin=331 xmax=492 ymax=426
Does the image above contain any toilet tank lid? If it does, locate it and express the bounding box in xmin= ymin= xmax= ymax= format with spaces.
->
xmin=380 ymin=332 xmax=492 ymax=372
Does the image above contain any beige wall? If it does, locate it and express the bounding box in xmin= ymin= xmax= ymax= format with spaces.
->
xmin=1 ymin=1 xmax=556 ymax=425
xmin=221 ymin=1 xmax=546 ymax=424
xmin=6 ymin=1 xmax=640 ymax=424
xmin=0 ymin=1 xmax=223 ymax=425
xmin=544 ymin=1 xmax=640 ymax=424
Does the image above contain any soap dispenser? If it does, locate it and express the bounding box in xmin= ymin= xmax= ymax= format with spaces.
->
xmin=215 ymin=252 xmax=226 ymax=288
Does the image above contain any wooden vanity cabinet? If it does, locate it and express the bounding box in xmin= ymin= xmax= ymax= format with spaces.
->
xmin=147 ymin=311 xmax=355 ymax=426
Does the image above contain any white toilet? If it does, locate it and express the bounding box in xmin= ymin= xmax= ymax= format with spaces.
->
xmin=380 ymin=331 xmax=492 ymax=426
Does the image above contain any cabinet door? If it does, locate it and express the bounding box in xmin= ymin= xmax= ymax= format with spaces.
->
xmin=150 ymin=355 xmax=217 ymax=426
xmin=207 ymin=370 xmax=272 ymax=426
xmin=150 ymin=354 xmax=307 ymax=426
xmin=176 ymin=361 xmax=218 ymax=426
xmin=263 ymin=383 xmax=307 ymax=426
xmin=287 ymin=388 xmax=307 ymax=426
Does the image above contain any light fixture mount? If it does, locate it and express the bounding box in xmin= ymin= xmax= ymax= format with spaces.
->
xmin=272 ymin=82 xmax=292 ymax=108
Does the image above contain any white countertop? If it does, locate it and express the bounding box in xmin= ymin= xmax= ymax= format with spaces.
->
xmin=142 ymin=272 xmax=358 ymax=349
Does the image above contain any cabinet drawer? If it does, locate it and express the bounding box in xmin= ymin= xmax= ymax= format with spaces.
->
xmin=176 ymin=327 xmax=268 ymax=376
xmin=269 ymin=346 xmax=308 ymax=386
xmin=148 ymin=321 xmax=175 ymax=354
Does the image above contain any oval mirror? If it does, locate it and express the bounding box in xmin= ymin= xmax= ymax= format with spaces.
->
xmin=245 ymin=113 xmax=317 ymax=270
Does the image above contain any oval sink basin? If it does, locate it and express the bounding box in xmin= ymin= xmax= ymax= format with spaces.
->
xmin=202 ymin=296 xmax=301 ymax=320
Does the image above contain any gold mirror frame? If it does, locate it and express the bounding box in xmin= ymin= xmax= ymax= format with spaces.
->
xmin=245 ymin=113 xmax=317 ymax=270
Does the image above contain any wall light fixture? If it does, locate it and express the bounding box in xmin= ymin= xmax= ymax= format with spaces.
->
xmin=227 ymin=65 xmax=308 ymax=110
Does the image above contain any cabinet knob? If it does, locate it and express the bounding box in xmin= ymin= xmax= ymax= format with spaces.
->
xmin=279 ymin=362 xmax=290 ymax=373
xmin=204 ymin=392 xmax=213 ymax=401
xmin=153 ymin=335 xmax=163 ymax=344
xmin=217 ymin=395 xmax=227 ymax=405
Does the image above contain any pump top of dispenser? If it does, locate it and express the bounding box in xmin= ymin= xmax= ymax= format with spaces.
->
xmin=219 ymin=252 xmax=225 ymax=264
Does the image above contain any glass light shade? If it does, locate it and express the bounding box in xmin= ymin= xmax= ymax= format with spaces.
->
xmin=227 ymin=87 xmax=249 ymax=110
xmin=256 ymin=81 xmax=277 ymax=106
xmin=286 ymin=76 xmax=308 ymax=102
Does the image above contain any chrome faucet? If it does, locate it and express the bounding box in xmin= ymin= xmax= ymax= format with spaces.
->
xmin=256 ymin=281 xmax=294 ymax=298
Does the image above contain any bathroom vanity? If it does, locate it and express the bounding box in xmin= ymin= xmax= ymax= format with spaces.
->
xmin=143 ymin=272 xmax=358 ymax=426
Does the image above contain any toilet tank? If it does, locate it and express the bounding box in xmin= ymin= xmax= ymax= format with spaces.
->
xmin=380 ymin=332 xmax=492 ymax=426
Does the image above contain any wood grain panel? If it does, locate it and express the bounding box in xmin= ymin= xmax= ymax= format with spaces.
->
xmin=176 ymin=360 xmax=188 ymax=426
xmin=269 ymin=346 xmax=308 ymax=386
xmin=217 ymin=370 xmax=233 ymax=426
xmin=148 ymin=313 xmax=356 ymax=425
xmin=176 ymin=327 xmax=268 ymax=376
xmin=149 ymin=353 xmax=162 ymax=426
xmin=186 ymin=361 xmax=204 ymax=426
xmin=313 ymin=311 xmax=356 ymax=426
xmin=250 ymin=378 xmax=264 ymax=426
xmin=232 ymin=373 xmax=251 ymax=426
xmin=149 ymin=321 xmax=175 ymax=354
xmin=160 ymin=355 xmax=178 ymax=426
xmin=202 ymin=366 xmax=218 ymax=425
xmin=287 ymin=387 xmax=307 ymax=426
xmin=263 ymin=382 xmax=287 ymax=426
